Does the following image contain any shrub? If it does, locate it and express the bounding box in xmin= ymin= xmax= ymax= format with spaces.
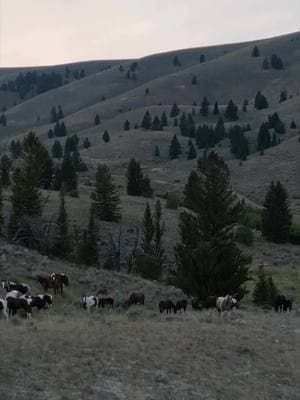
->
xmin=166 ymin=192 xmax=180 ymax=210
xmin=289 ymin=224 xmax=300 ymax=245
xmin=135 ymin=254 xmax=161 ymax=280
xmin=235 ymin=225 xmax=254 ymax=246
xmin=239 ymin=207 xmax=262 ymax=230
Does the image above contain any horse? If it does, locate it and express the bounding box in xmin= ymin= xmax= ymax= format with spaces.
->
xmin=216 ymin=295 xmax=233 ymax=313
xmin=274 ymin=295 xmax=293 ymax=312
xmin=37 ymin=276 xmax=61 ymax=295
xmin=128 ymin=293 xmax=145 ymax=306
xmin=191 ymin=298 xmax=203 ymax=311
xmin=1 ymin=281 xmax=30 ymax=294
xmin=174 ymin=299 xmax=188 ymax=313
xmin=82 ymin=295 xmax=98 ymax=311
xmin=203 ymin=296 xmax=218 ymax=309
xmin=50 ymin=273 xmax=70 ymax=295
xmin=21 ymin=294 xmax=53 ymax=310
xmin=98 ymin=297 xmax=114 ymax=308
xmin=6 ymin=297 xmax=32 ymax=319
xmin=0 ymin=299 xmax=8 ymax=320
xmin=159 ymin=300 xmax=175 ymax=314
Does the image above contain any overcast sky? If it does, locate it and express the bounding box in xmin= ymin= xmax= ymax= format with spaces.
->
xmin=0 ymin=0 xmax=299 ymax=67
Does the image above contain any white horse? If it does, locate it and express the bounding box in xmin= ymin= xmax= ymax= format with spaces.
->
xmin=82 ymin=295 xmax=98 ymax=311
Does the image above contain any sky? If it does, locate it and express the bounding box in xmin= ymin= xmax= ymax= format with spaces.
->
xmin=0 ymin=0 xmax=299 ymax=67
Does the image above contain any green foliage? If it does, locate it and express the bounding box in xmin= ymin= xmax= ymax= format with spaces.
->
xmin=169 ymin=135 xmax=182 ymax=159
xmin=151 ymin=116 xmax=162 ymax=131
xmin=141 ymin=111 xmax=152 ymax=129
xmin=224 ymin=99 xmax=238 ymax=121
xmin=239 ymin=207 xmax=262 ymax=230
xmin=175 ymin=152 xmax=250 ymax=299
xmin=253 ymin=265 xmax=278 ymax=307
xmin=103 ymin=130 xmax=110 ymax=143
xmin=135 ymin=254 xmax=162 ymax=280
xmin=290 ymin=120 xmax=297 ymax=129
xmin=271 ymin=54 xmax=284 ymax=70
xmin=262 ymin=181 xmax=292 ymax=243
xmin=251 ymin=45 xmax=260 ymax=57
xmin=257 ymin=122 xmax=271 ymax=151
xmin=229 ymin=125 xmax=249 ymax=160
xmin=52 ymin=141 xmax=63 ymax=159
xmin=0 ymin=155 xmax=12 ymax=187
xmin=94 ymin=164 xmax=121 ymax=222
xmin=254 ymin=91 xmax=268 ymax=110
xmin=235 ymin=225 xmax=254 ymax=246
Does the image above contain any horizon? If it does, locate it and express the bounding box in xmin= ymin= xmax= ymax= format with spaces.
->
xmin=0 ymin=0 xmax=299 ymax=67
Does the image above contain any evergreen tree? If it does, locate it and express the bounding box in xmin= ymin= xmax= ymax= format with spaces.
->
xmin=153 ymin=199 xmax=165 ymax=264
xmin=126 ymin=158 xmax=142 ymax=196
xmin=213 ymin=101 xmax=219 ymax=115
xmin=94 ymin=164 xmax=121 ymax=222
xmin=271 ymin=133 xmax=278 ymax=147
xmin=253 ymin=265 xmax=270 ymax=306
xmin=279 ymin=90 xmax=287 ymax=103
xmin=57 ymin=105 xmax=64 ymax=120
xmin=257 ymin=122 xmax=271 ymax=151
xmin=242 ymin=99 xmax=248 ymax=112
xmin=174 ymin=118 xmax=178 ymax=127
xmin=200 ymin=96 xmax=209 ymax=116
xmin=140 ymin=175 xmax=153 ymax=198
xmin=225 ymin=100 xmax=238 ymax=121
xmin=173 ymin=55 xmax=181 ymax=67
xmin=254 ymin=91 xmax=269 ymax=110
xmin=151 ymin=116 xmax=162 ymax=131
xmin=0 ymin=155 xmax=12 ymax=187
xmin=214 ymin=117 xmax=226 ymax=142
xmin=141 ymin=111 xmax=152 ymax=129
xmin=59 ymin=154 xmax=78 ymax=192
xmin=83 ymin=138 xmax=91 ymax=149
xmin=71 ymin=149 xmax=88 ymax=172
xmin=174 ymin=152 xmax=250 ymax=299
xmin=251 ymin=45 xmax=260 ymax=57
xmin=290 ymin=120 xmax=297 ymax=129
xmin=229 ymin=126 xmax=249 ymax=160
xmin=170 ymin=103 xmax=180 ymax=118
xmin=161 ymin=111 xmax=168 ymax=127
xmin=186 ymin=113 xmax=196 ymax=137
xmin=169 ymin=135 xmax=182 ymax=159
xmin=262 ymin=58 xmax=270 ymax=70
xmin=261 ymin=181 xmax=292 ymax=243
xmin=94 ymin=114 xmax=100 ymax=125
xmin=187 ymin=142 xmax=197 ymax=160
xmin=50 ymin=106 xmax=58 ymax=123
xmin=179 ymin=112 xmax=187 ymax=136
xmin=271 ymin=54 xmax=284 ymax=70
xmin=191 ymin=75 xmax=197 ymax=85
xmin=154 ymin=145 xmax=160 ymax=157
xmin=103 ymin=130 xmax=110 ymax=143
xmin=10 ymin=140 xmax=22 ymax=159
xmin=124 ymin=119 xmax=130 ymax=131
xmin=53 ymin=190 xmax=71 ymax=258
xmin=199 ymin=54 xmax=206 ymax=63
xmin=51 ymin=140 xmax=63 ymax=159
xmin=0 ymin=114 xmax=6 ymax=127
xmin=60 ymin=122 xmax=67 ymax=137
xmin=78 ymin=204 xmax=98 ymax=265
xmin=142 ymin=202 xmax=154 ymax=255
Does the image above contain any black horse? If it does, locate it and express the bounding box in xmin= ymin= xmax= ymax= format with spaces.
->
xmin=274 ymin=295 xmax=293 ymax=312
xmin=128 ymin=293 xmax=145 ymax=306
xmin=159 ymin=300 xmax=175 ymax=314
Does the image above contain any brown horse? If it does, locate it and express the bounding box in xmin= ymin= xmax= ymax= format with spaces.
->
xmin=50 ymin=273 xmax=70 ymax=295
xmin=6 ymin=297 xmax=32 ymax=319
xmin=37 ymin=276 xmax=60 ymax=295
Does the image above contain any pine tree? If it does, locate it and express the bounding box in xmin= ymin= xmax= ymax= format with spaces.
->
xmin=161 ymin=111 xmax=168 ymax=127
xmin=53 ymin=190 xmax=71 ymax=258
xmin=0 ymin=114 xmax=7 ymax=127
xmin=170 ymin=103 xmax=180 ymax=118
xmin=175 ymin=152 xmax=249 ymax=299
xmin=57 ymin=105 xmax=64 ymax=120
xmin=290 ymin=120 xmax=297 ymax=129
xmin=48 ymin=129 xmax=54 ymax=139
xmin=257 ymin=122 xmax=271 ymax=151
xmin=124 ymin=119 xmax=130 ymax=131
xmin=50 ymin=106 xmax=58 ymax=123
xmin=142 ymin=202 xmax=154 ymax=255
xmin=225 ymin=100 xmax=238 ymax=121
xmin=262 ymin=57 xmax=270 ymax=70
xmin=199 ymin=54 xmax=206 ymax=63
xmin=94 ymin=164 xmax=121 ymax=222
xmin=154 ymin=145 xmax=160 ymax=157
xmin=200 ymin=96 xmax=209 ymax=116
xmin=59 ymin=154 xmax=78 ymax=192
xmin=214 ymin=117 xmax=226 ymax=142
xmin=253 ymin=265 xmax=270 ymax=306
xmin=255 ymin=91 xmax=269 ymax=110
xmin=279 ymin=90 xmax=287 ymax=103
xmin=52 ymin=141 xmax=62 ymax=160
xmin=103 ymin=130 xmax=110 ymax=143
xmin=213 ymin=101 xmax=219 ymax=115
xmin=94 ymin=114 xmax=100 ymax=125
xmin=151 ymin=116 xmax=162 ymax=131
xmin=187 ymin=142 xmax=197 ymax=159
xmin=174 ymin=118 xmax=178 ymax=127
xmin=169 ymin=135 xmax=182 ymax=159
xmin=140 ymin=175 xmax=153 ymax=198
xmin=78 ymin=204 xmax=98 ymax=265
xmin=173 ymin=55 xmax=181 ymax=67
xmin=242 ymin=99 xmax=248 ymax=112
xmin=83 ymin=138 xmax=91 ymax=149
xmin=10 ymin=140 xmax=22 ymax=159
xmin=262 ymin=181 xmax=292 ymax=243
xmin=153 ymin=200 xmax=165 ymax=264
xmin=251 ymin=45 xmax=260 ymax=57
xmin=141 ymin=111 xmax=152 ymax=129
xmin=126 ymin=158 xmax=142 ymax=196
xmin=271 ymin=54 xmax=284 ymax=70
xmin=0 ymin=155 xmax=12 ymax=187
xmin=230 ymin=126 xmax=249 ymax=160
xmin=179 ymin=112 xmax=187 ymax=136
xmin=191 ymin=75 xmax=197 ymax=85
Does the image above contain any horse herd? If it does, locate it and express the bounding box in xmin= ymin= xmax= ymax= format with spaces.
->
xmin=0 ymin=272 xmax=295 ymax=320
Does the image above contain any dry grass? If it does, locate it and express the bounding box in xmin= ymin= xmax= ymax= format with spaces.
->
xmin=0 ymin=306 xmax=299 ymax=400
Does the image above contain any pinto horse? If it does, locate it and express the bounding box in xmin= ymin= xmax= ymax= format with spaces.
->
xmin=37 ymin=276 xmax=61 ymax=295
xmin=216 ymin=295 xmax=233 ymax=313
